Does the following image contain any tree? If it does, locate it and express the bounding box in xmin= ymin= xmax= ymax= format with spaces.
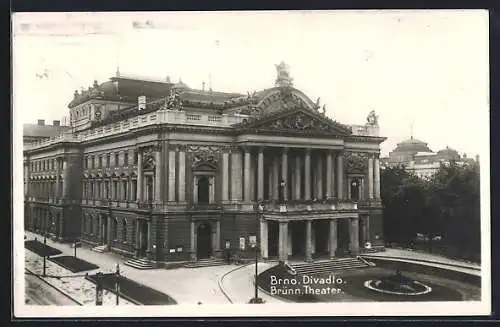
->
xmin=380 ymin=161 xmax=481 ymax=263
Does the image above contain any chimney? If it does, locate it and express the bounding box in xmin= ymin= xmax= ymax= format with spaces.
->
xmin=53 ymin=120 xmax=60 ymax=126
xmin=37 ymin=119 xmax=45 ymax=126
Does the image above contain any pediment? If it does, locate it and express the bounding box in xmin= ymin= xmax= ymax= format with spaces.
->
xmin=234 ymin=108 xmax=352 ymax=136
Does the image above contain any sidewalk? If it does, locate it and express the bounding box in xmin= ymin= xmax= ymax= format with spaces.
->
xmin=363 ymin=248 xmax=481 ymax=276
xmin=24 ymin=231 xmax=236 ymax=305
xmin=219 ymin=262 xmax=284 ymax=304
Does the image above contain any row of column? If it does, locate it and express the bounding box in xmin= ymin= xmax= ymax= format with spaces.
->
xmin=222 ymin=147 xmax=349 ymax=202
xmin=260 ymin=218 xmax=360 ymax=261
xmin=84 ymin=178 xmax=137 ymax=201
xmin=26 ymin=158 xmax=70 ymax=199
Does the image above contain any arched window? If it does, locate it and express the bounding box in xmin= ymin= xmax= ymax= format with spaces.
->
xmin=111 ymin=218 xmax=118 ymax=240
xmin=122 ymin=219 xmax=127 ymax=242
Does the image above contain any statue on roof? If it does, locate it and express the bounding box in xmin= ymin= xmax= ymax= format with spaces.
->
xmin=367 ymin=110 xmax=378 ymax=126
xmin=314 ymin=97 xmax=321 ymax=111
xmin=166 ymin=88 xmax=183 ymax=111
xmin=275 ymin=61 xmax=293 ymax=88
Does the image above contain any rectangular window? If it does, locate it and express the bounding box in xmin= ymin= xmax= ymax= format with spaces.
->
xmin=134 ymin=151 xmax=138 ymax=164
xmin=115 ymin=153 xmax=119 ymax=167
xmin=98 ymin=156 xmax=102 ymax=168
xmin=132 ymin=180 xmax=137 ymax=200
xmin=124 ymin=152 xmax=129 ymax=165
xmin=113 ymin=181 xmax=118 ymax=200
xmin=106 ymin=154 xmax=110 ymax=167
xmin=92 ymin=156 xmax=95 ymax=169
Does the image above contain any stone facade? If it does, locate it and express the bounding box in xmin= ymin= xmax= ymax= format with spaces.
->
xmin=24 ymin=64 xmax=386 ymax=263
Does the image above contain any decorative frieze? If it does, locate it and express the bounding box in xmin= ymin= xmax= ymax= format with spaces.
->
xmin=142 ymin=148 xmax=156 ymax=171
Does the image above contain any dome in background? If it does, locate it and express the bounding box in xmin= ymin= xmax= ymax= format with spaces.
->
xmin=392 ymin=137 xmax=433 ymax=153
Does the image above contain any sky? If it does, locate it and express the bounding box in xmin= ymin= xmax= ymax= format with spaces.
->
xmin=12 ymin=10 xmax=489 ymax=157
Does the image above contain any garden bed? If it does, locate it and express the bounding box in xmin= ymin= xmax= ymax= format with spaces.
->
xmin=48 ymin=256 xmax=99 ymax=273
xmin=25 ymin=240 xmax=62 ymax=257
xmin=85 ymin=274 xmax=177 ymax=305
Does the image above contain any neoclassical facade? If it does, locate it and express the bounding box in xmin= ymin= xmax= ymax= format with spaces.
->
xmin=24 ymin=62 xmax=385 ymax=263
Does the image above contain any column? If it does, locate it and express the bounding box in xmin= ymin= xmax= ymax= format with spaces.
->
xmin=107 ymin=215 xmax=112 ymax=244
xmin=326 ymin=151 xmax=332 ymax=199
xmin=222 ymin=150 xmax=229 ymax=201
xmin=190 ymin=221 xmax=196 ymax=261
xmin=281 ymin=148 xmax=288 ymax=201
xmin=209 ymin=176 xmax=215 ymax=203
xmin=154 ymin=146 xmax=162 ymax=202
xmin=137 ymin=150 xmax=143 ymax=202
xmin=268 ymin=167 xmax=273 ymax=200
xmin=316 ymin=154 xmax=323 ymax=199
xmin=168 ymin=149 xmax=176 ymax=202
xmin=278 ymin=221 xmax=288 ymax=261
xmin=368 ymin=155 xmax=374 ymax=199
xmin=55 ymin=172 xmax=60 ymax=199
xmin=305 ymin=220 xmax=313 ymax=262
xmin=347 ymin=177 xmax=352 ymax=200
xmin=361 ymin=216 xmax=368 ymax=246
xmin=193 ymin=176 xmax=199 ymax=204
xmin=329 ymin=219 xmax=338 ymax=259
xmin=260 ymin=218 xmax=268 ymax=259
xmin=257 ymin=148 xmax=264 ymax=201
xmin=230 ymin=148 xmax=243 ymax=201
xmin=243 ymin=148 xmax=252 ymax=202
xmin=349 ymin=217 xmax=360 ymax=254
xmin=62 ymin=158 xmax=69 ymax=198
xmin=178 ymin=148 xmax=186 ymax=202
xmin=336 ymin=153 xmax=344 ymax=199
xmin=374 ymin=155 xmax=381 ymax=199
xmin=304 ymin=149 xmax=311 ymax=200
xmin=272 ymin=154 xmax=279 ymax=201
xmin=294 ymin=155 xmax=301 ymax=200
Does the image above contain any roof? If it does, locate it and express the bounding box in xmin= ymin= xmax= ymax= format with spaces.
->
xmin=23 ymin=124 xmax=71 ymax=138
xmin=391 ymin=136 xmax=433 ymax=153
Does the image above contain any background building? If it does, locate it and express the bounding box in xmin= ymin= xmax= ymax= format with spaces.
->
xmin=23 ymin=119 xmax=71 ymax=146
xmin=381 ymin=136 xmax=478 ymax=179
xmin=23 ymin=62 xmax=386 ymax=266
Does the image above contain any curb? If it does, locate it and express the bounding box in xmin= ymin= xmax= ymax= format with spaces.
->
xmin=218 ymin=263 xmax=253 ymax=303
xmin=25 ymin=268 xmax=83 ymax=306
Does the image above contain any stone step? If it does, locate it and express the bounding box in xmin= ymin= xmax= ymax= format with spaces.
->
xmin=124 ymin=258 xmax=154 ymax=270
xmin=184 ymin=258 xmax=227 ymax=268
xmin=92 ymin=245 xmax=108 ymax=253
xmin=290 ymin=257 xmax=371 ymax=275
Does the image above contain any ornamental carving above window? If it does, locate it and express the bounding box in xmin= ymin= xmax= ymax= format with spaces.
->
xmin=142 ymin=148 xmax=156 ymax=170
xmin=192 ymin=152 xmax=218 ymax=170
xmin=344 ymin=152 xmax=368 ymax=174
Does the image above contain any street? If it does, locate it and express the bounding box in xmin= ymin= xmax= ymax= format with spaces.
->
xmin=25 ymin=272 xmax=80 ymax=305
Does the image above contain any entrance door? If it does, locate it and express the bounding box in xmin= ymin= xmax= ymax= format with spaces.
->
xmin=290 ymin=221 xmax=305 ymax=258
xmin=267 ymin=221 xmax=279 ymax=258
xmin=197 ymin=176 xmax=210 ymax=205
xmin=139 ymin=220 xmax=148 ymax=257
xmin=337 ymin=219 xmax=350 ymax=256
xmin=314 ymin=220 xmax=329 ymax=257
xmin=196 ymin=222 xmax=212 ymax=259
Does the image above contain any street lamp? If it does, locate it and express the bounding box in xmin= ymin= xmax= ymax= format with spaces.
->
xmin=249 ymin=202 xmax=264 ymax=304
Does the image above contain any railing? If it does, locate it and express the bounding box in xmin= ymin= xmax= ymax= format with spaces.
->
xmin=24 ymin=111 xmax=247 ymax=151
xmin=262 ymin=199 xmax=358 ymax=212
xmin=350 ymin=124 xmax=380 ymax=137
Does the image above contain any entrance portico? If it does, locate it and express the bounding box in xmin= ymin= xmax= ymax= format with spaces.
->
xmin=262 ymin=213 xmax=361 ymax=262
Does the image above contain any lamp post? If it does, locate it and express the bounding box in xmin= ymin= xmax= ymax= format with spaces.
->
xmin=108 ymin=197 xmax=113 ymax=246
xmin=115 ymin=263 xmax=120 ymax=305
xmin=249 ymin=203 xmax=264 ymax=304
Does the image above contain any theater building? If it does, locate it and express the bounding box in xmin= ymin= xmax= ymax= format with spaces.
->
xmin=23 ymin=62 xmax=386 ymax=264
